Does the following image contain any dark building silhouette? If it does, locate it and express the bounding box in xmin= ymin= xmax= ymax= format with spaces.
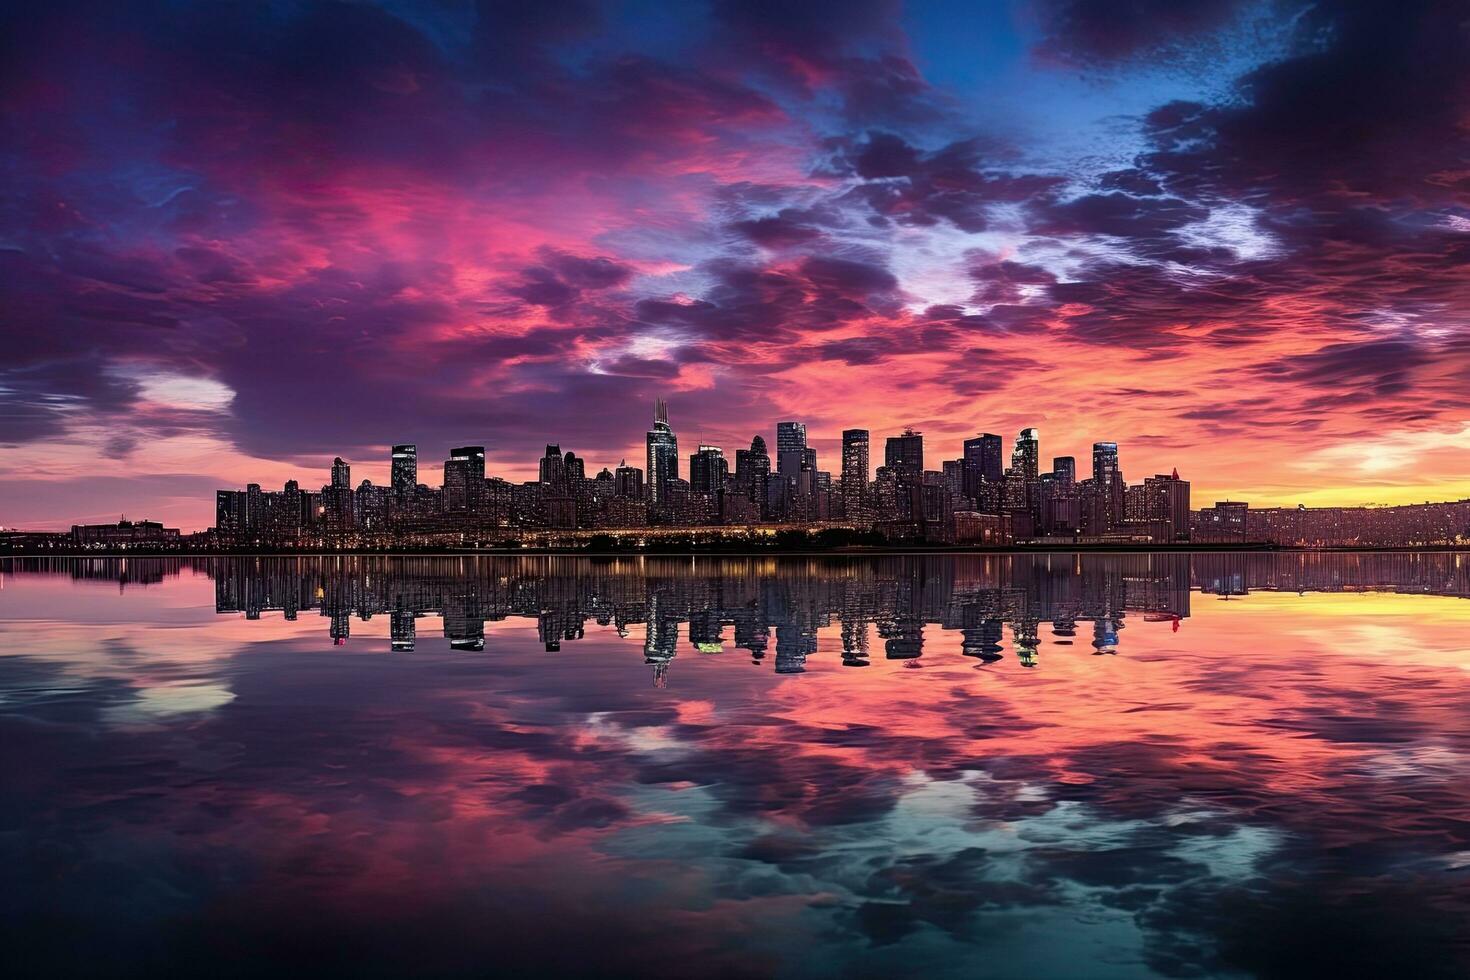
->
xmin=391 ymin=445 xmax=417 ymax=495
xmin=191 ymin=408 xmax=1239 ymax=547
xmin=963 ymin=433 xmax=1003 ymax=499
xmin=614 ymin=460 xmax=644 ymax=499
xmin=539 ymin=444 xmax=566 ymax=489
xmin=886 ymin=429 xmax=924 ymax=475
xmin=1092 ymin=441 xmax=1120 ymax=488
xmin=885 ymin=429 xmax=924 ymax=523
xmin=1090 ymin=442 xmax=1124 ymax=533
xmin=1143 ymin=471 xmax=1192 ymax=542
xmin=689 ymin=445 xmax=728 ymax=494
xmin=775 ymin=422 xmax=806 ymax=476
xmin=734 ymin=435 xmax=771 ymax=514
xmin=841 ymin=428 xmax=870 ymax=519
xmin=71 ymin=519 xmax=181 ymax=547
xmin=443 ymin=446 xmax=486 ymax=512
xmin=1011 ymin=428 xmax=1040 ymax=483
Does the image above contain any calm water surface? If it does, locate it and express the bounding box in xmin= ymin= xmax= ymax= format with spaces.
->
xmin=3 ymin=553 xmax=1470 ymax=978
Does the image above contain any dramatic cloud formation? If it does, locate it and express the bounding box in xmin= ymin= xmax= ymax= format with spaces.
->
xmin=1 ymin=0 xmax=1467 ymax=527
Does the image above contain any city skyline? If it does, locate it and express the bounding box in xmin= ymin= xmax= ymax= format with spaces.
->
xmin=190 ymin=397 xmax=1190 ymax=545
xmin=0 ymin=404 xmax=1251 ymax=532
xmin=21 ymin=551 xmax=1470 ymax=667
xmin=14 ymin=393 xmax=1470 ymax=540
xmin=12 ymin=396 xmax=1451 ymax=550
xmin=11 ymin=396 xmax=1470 ymax=537
xmin=4 ymin=1 xmax=1469 ymax=532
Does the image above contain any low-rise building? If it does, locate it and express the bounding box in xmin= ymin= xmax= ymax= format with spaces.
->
xmin=71 ymin=519 xmax=181 ymax=548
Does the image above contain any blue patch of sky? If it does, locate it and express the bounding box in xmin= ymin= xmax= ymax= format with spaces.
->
xmin=900 ymin=0 xmax=1306 ymax=182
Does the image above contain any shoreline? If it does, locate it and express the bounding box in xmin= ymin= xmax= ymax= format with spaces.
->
xmin=5 ymin=544 xmax=1470 ymax=559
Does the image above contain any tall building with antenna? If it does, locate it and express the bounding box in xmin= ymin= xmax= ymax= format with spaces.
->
xmin=646 ymin=398 xmax=679 ymax=505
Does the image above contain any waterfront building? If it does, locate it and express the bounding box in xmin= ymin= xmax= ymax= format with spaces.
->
xmin=71 ymin=519 xmax=181 ymax=547
xmin=1194 ymin=500 xmax=1248 ymax=542
xmin=1143 ymin=471 xmax=1192 ymax=542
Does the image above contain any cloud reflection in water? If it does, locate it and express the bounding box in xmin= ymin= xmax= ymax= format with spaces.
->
xmin=2 ymin=553 xmax=1469 ymax=978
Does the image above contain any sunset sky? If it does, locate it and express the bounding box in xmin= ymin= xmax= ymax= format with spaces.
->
xmin=3 ymin=0 xmax=1468 ymax=531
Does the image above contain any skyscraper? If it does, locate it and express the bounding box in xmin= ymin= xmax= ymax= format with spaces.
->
xmin=962 ymin=434 xmax=1003 ymax=498
xmin=614 ymin=460 xmax=644 ymax=498
xmin=1091 ymin=442 xmax=1123 ymax=532
xmin=1011 ymin=428 xmax=1040 ymax=482
xmin=281 ymin=479 xmax=305 ymax=534
xmin=1092 ymin=442 xmax=1120 ymax=486
xmin=245 ymin=483 xmax=264 ymax=531
xmin=734 ymin=435 xmax=771 ymax=511
xmin=324 ymin=461 xmax=354 ymax=529
xmin=390 ymin=445 xmax=417 ymax=495
xmin=539 ymin=444 xmax=566 ymax=489
xmin=689 ymin=445 xmax=728 ymax=493
xmin=884 ymin=429 xmax=924 ymax=523
xmin=884 ymin=429 xmax=923 ymax=476
xmin=1144 ymin=470 xmax=1192 ymax=541
xmin=942 ymin=459 xmax=965 ymax=500
xmin=775 ymin=422 xmax=806 ymax=477
xmin=646 ymin=399 xmax=679 ymax=505
xmin=443 ymin=446 xmax=486 ymax=512
xmin=1052 ymin=456 xmax=1075 ymax=487
xmin=563 ymin=451 xmax=584 ymax=485
xmin=777 ymin=449 xmax=805 ymax=483
xmin=841 ymin=429 xmax=869 ymax=519
xmin=215 ymin=489 xmax=244 ymax=533
xmin=735 ymin=436 xmax=770 ymax=484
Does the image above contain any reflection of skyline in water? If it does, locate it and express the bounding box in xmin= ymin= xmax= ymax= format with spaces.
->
xmin=3 ymin=554 xmax=1470 ymax=978
xmin=11 ymin=552 xmax=1470 ymax=683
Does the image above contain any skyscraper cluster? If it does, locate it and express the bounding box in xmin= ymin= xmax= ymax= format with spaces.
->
xmin=211 ymin=400 xmax=1193 ymax=546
